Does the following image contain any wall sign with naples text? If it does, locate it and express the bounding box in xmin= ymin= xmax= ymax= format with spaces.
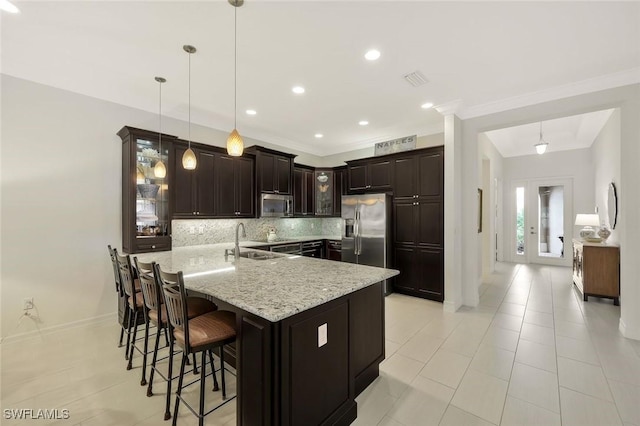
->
xmin=374 ymin=135 xmax=416 ymax=156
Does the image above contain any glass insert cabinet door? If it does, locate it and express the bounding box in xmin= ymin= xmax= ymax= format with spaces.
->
xmin=135 ymin=138 xmax=169 ymax=238
xmin=315 ymin=170 xmax=334 ymax=215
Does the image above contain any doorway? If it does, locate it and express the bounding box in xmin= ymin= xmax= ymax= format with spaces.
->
xmin=512 ymin=178 xmax=573 ymax=266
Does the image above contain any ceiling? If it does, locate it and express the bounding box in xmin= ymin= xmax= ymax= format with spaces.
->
xmin=2 ymin=1 xmax=639 ymax=156
xmin=484 ymin=109 xmax=616 ymax=158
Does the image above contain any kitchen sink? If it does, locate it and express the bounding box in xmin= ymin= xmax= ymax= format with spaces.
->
xmin=239 ymin=251 xmax=279 ymax=261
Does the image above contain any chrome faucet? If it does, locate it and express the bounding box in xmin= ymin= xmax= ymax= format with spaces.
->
xmin=234 ymin=222 xmax=246 ymax=260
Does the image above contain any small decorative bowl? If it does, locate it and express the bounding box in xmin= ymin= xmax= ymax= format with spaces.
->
xmin=137 ymin=183 xmax=159 ymax=199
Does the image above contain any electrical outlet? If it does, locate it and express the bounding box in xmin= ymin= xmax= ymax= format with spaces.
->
xmin=23 ymin=297 xmax=34 ymax=311
xmin=189 ymin=226 xmax=195 ymax=235
xmin=290 ymin=223 xmax=295 ymax=230
xmin=336 ymin=221 xmax=341 ymax=228
xmin=311 ymin=223 xmax=315 ymax=229
xmin=318 ymin=323 xmax=327 ymax=347
xmin=198 ymin=226 xmax=204 ymax=234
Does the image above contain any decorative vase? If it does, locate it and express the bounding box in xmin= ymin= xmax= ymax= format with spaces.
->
xmin=597 ymin=225 xmax=611 ymax=242
xmin=267 ymin=230 xmax=277 ymax=242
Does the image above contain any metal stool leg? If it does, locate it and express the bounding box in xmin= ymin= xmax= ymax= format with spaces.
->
xmin=171 ymin=353 xmax=188 ymax=426
xmin=220 ymin=345 xmax=227 ymax=399
xmin=147 ymin=324 xmax=162 ymax=397
xmin=199 ymin=351 xmax=206 ymax=426
xmin=207 ymin=350 xmax=219 ymax=392
xmin=141 ymin=315 xmax=150 ymax=385
xmin=164 ymin=338 xmax=174 ymax=421
xmin=127 ymin=310 xmax=139 ymax=370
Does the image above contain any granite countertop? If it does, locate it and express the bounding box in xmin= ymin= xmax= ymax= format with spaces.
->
xmin=135 ymin=243 xmax=398 ymax=322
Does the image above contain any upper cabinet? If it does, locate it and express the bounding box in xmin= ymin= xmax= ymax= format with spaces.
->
xmin=247 ymin=146 xmax=296 ymax=195
xmin=333 ymin=166 xmax=347 ymax=216
xmin=346 ymin=158 xmax=393 ymax=192
xmin=118 ymin=126 xmax=176 ymax=254
xmin=171 ymin=143 xmax=217 ymax=218
xmin=215 ymin=154 xmax=255 ymax=218
xmin=314 ymin=169 xmax=334 ymax=216
xmin=294 ymin=165 xmax=315 ymax=216
xmin=393 ymin=150 xmax=443 ymax=201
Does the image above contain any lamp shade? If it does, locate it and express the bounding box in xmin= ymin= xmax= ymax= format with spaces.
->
xmin=535 ymin=142 xmax=548 ymax=155
xmin=182 ymin=147 xmax=197 ymax=170
xmin=227 ymin=128 xmax=244 ymax=156
xmin=575 ymin=214 xmax=600 ymax=227
xmin=153 ymin=160 xmax=167 ymax=178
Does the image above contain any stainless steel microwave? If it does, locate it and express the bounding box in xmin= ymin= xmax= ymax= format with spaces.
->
xmin=261 ymin=193 xmax=293 ymax=217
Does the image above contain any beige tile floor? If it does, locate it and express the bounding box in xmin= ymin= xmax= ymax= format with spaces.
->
xmin=2 ymin=263 xmax=640 ymax=425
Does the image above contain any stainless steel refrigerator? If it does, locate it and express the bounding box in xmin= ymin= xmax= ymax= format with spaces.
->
xmin=342 ymin=193 xmax=392 ymax=294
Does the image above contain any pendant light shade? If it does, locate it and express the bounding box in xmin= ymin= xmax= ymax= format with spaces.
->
xmin=182 ymin=45 xmax=197 ymax=170
xmin=227 ymin=0 xmax=244 ymax=157
xmin=182 ymin=147 xmax=197 ymax=169
xmin=154 ymin=76 xmax=167 ymax=178
xmin=227 ymin=128 xmax=244 ymax=156
xmin=535 ymin=122 xmax=549 ymax=155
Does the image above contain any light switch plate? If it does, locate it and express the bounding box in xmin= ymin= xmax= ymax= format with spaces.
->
xmin=198 ymin=226 xmax=204 ymax=234
xmin=189 ymin=226 xmax=195 ymax=235
xmin=318 ymin=323 xmax=327 ymax=347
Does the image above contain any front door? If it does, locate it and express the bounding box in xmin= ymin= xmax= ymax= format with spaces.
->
xmin=512 ymin=178 xmax=573 ymax=266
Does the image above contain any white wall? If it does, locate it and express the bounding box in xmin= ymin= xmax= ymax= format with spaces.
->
xmin=479 ymin=133 xmax=504 ymax=276
xmin=591 ymin=108 xmax=621 ymax=244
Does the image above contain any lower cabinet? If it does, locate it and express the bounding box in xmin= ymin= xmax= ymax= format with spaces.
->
xmin=326 ymin=240 xmax=342 ymax=261
xmin=393 ymin=246 xmax=444 ymax=301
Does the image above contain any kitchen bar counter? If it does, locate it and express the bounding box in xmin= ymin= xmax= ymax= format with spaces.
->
xmin=136 ymin=243 xmax=396 ymax=322
xmin=136 ymin=243 xmax=398 ymax=426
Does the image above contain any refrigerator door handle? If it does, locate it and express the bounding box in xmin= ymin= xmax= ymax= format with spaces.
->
xmin=353 ymin=208 xmax=359 ymax=255
xmin=355 ymin=208 xmax=362 ymax=256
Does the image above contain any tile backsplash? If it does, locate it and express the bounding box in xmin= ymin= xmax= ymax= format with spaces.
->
xmin=172 ymin=217 xmax=342 ymax=247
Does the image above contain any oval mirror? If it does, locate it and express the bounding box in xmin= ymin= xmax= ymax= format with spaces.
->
xmin=608 ymin=182 xmax=618 ymax=229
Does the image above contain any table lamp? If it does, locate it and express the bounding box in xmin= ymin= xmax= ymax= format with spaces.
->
xmin=575 ymin=214 xmax=600 ymax=239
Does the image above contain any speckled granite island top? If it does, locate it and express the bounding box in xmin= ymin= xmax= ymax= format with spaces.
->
xmin=136 ymin=243 xmax=398 ymax=322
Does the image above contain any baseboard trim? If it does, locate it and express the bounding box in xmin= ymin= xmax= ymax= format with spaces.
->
xmin=1 ymin=312 xmax=116 ymax=344
xmin=619 ymin=318 xmax=640 ymax=341
xmin=443 ymin=300 xmax=458 ymax=313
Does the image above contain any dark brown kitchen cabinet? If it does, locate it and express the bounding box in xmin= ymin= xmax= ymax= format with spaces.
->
xmin=392 ymin=146 xmax=444 ymax=302
xmin=326 ymin=240 xmax=342 ymax=261
xmin=394 ymin=149 xmax=444 ymax=201
xmin=118 ymin=126 xmax=175 ymax=254
xmin=346 ymin=158 xmax=393 ymax=192
xmin=294 ymin=165 xmax=315 ymax=216
xmin=246 ymin=146 xmax=295 ymax=195
xmin=171 ymin=143 xmax=216 ymax=218
xmin=333 ymin=166 xmax=347 ymax=216
xmin=215 ymin=154 xmax=255 ymax=218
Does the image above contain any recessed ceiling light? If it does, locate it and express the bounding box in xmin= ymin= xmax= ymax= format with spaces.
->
xmin=359 ymin=120 xmax=369 ymax=126
xmin=421 ymin=102 xmax=434 ymax=109
xmin=292 ymin=86 xmax=305 ymax=94
xmin=246 ymin=109 xmax=257 ymax=115
xmin=315 ymin=133 xmax=323 ymax=138
xmin=0 ymin=0 xmax=20 ymax=13
xmin=365 ymin=49 xmax=381 ymax=61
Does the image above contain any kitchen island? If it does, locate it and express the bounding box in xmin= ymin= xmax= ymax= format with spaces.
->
xmin=136 ymin=243 xmax=398 ymax=426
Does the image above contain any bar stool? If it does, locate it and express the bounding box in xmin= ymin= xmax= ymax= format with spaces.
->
xmin=115 ymin=250 xmax=148 ymax=371
xmin=107 ymin=245 xmax=127 ymax=350
xmin=134 ymin=257 xmax=218 ymax=421
xmin=112 ymin=247 xmax=144 ymax=362
xmin=156 ymin=264 xmax=236 ymax=426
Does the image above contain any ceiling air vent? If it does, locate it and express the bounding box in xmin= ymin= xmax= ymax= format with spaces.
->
xmin=403 ymin=70 xmax=428 ymax=87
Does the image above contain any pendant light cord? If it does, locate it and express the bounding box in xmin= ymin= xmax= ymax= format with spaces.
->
xmin=234 ymin=5 xmax=238 ymax=130
xmin=158 ymin=80 xmax=162 ymax=156
xmin=188 ymin=51 xmax=192 ymax=148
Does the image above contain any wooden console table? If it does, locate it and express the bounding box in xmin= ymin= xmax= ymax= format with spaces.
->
xmin=572 ymin=239 xmax=620 ymax=305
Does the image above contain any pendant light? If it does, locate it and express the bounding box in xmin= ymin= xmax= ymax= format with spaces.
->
xmin=153 ymin=76 xmax=167 ymax=178
xmin=182 ymin=45 xmax=198 ymax=170
xmin=535 ymin=122 xmax=549 ymax=155
xmin=226 ymin=0 xmax=244 ymax=157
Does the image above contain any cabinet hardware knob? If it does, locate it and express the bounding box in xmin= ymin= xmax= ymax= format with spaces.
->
xmin=151 ymin=245 xmax=156 ymax=249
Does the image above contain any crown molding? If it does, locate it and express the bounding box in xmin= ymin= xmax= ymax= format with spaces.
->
xmin=458 ymin=67 xmax=640 ymax=120
xmin=434 ymin=99 xmax=463 ymax=116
